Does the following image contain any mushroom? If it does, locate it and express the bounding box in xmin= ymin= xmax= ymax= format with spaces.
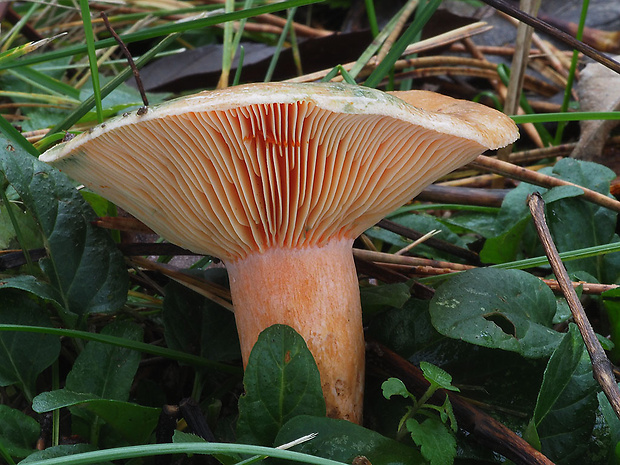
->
xmin=40 ymin=82 xmax=518 ymax=424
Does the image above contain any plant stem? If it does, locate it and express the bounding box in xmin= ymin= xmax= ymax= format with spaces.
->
xmin=528 ymin=192 xmax=620 ymax=421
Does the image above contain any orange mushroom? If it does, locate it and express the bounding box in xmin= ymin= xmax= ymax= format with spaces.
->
xmin=40 ymin=82 xmax=518 ymax=424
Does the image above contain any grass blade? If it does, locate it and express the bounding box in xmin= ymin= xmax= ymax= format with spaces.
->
xmin=364 ymin=0 xmax=441 ymax=88
xmin=78 ymin=0 xmax=103 ymax=123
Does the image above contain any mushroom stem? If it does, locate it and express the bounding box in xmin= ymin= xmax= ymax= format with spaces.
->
xmin=225 ymin=237 xmax=364 ymax=424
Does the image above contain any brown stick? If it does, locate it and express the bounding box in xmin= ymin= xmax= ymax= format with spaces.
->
xmin=416 ymin=184 xmax=508 ymax=207
xmin=477 ymin=0 xmax=620 ymax=74
xmin=100 ymin=12 xmax=149 ymax=107
xmin=377 ymin=219 xmax=481 ymax=264
xmin=528 ymin=192 xmax=620 ymax=420
xmin=470 ymin=155 xmax=620 ymax=213
xmin=366 ymin=341 xmax=556 ymax=465
xmin=353 ymin=248 xmax=475 ymax=271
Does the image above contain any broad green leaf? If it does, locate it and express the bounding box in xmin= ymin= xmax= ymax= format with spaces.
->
xmin=604 ymin=288 xmax=620 ymax=362
xmin=0 ymin=198 xmax=42 ymax=250
xmin=65 ymin=320 xmax=143 ymax=401
xmin=0 ymin=405 xmax=40 ymax=459
xmin=0 ymin=141 xmax=127 ymax=316
xmin=237 ymin=325 xmax=325 ymax=446
xmin=0 ymin=275 xmax=61 ymax=309
xmin=382 ymin=377 xmax=412 ymax=400
xmin=20 ymin=444 xmax=111 ymax=464
xmin=367 ymin=298 xmax=442 ymax=360
xmin=479 ymin=183 xmax=584 ymax=264
xmin=546 ymin=160 xmax=617 ymax=279
xmin=479 ymin=216 xmax=530 ymax=264
xmin=276 ymin=415 xmax=426 ymax=465
xmin=360 ymin=282 xmax=411 ymax=316
xmin=429 ymin=268 xmax=562 ymax=358
xmin=480 ymin=159 xmax=618 ymax=278
xmin=533 ymin=324 xmax=600 ymax=464
xmin=0 ymin=289 xmax=60 ymax=400
xmin=32 ymin=390 xmax=159 ymax=444
xmin=163 ymin=276 xmax=240 ymax=363
xmin=420 ymin=362 xmax=458 ymax=392
xmin=406 ymin=418 xmax=456 ymax=465
xmin=597 ymin=390 xmax=620 ymax=464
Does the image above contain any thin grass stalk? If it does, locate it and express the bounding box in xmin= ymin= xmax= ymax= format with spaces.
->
xmin=0 ymin=0 xmax=324 ymax=72
xmin=264 ymin=7 xmax=297 ymax=82
xmin=0 ymin=324 xmax=242 ymax=374
xmin=232 ymin=45 xmax=245 ymax=86
xmin=78 ymin=0 xmax=103 ymax=123
xmin=218 ymin=0 xmax=235 ymax=89
xmin=229 ymin=0 xmax=254 ymax=82
xmin=0 ymin=115 xmax=40 ymax=156
xmin=47 ymin=33 xmax=179 ymax=136
xmin=554 ymin=0 xmax=590 ymax=144
xmin=364 ymin=0 xmax=441 ymax=88
xmin=52 ymin=360 xmax=60 ymax=447
xmin=364 ymin=0 xmax=379 ymax=37
xmin=289 ymin=13 xmax=303 ymax=76
xmin=0 ymin=179 xmax=35 ymax=275
xmin=346 ymin=5 xmax=406 ymax=80
xmin=17 ymin=442 xmax=348 ymax=465
xmin=0 ymin=1 xmax=38 ymax=51
xmin=7 ymin=67 xmax=80 ymax=100
xmin=511 ymin=111 xmax=620 ymax=124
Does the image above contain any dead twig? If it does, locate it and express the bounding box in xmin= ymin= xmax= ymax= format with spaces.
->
xmin=100 ymin=12 xmax=148 ymax=107
xmin=128 ymin=256 xmax=233 ymax=311
xmin=528 ymin=192 xmax=620 ymax=421
xmin=286 ymin=22 xmax=492 ymax=83
xmin=470 ymin=155 xmax=620 ymax=213
xmin=478 ymin=0 xmax=620 ymax=74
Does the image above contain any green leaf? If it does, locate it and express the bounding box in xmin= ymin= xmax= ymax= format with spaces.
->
xmin=0 ymin=275 xmax=61 ymax=309
xmin=0 ymin=199 xmax=42 ymax=250
xmin=237 ymin=325 xmax=326 ymax=446
xmin=429 ymin=268 xmax=562 ymax=358
xmin=65 ymin=320 xmax=143 ymax=401
xmin=0 ymin=289 xmax=60 ymax=400
xmin=20 ymin=444 xmax=112 ymax=465
xmin=545 ymin=160 xmax=617 ymax=280
xmin=172 ymin=431 xmax=206 ymax=443
xmin=0 ymin=142 xmax=128 ymax=316
xmin=382 ymin=377 xmax=413 ymax=400
xmin=597 ymin=390 xmax=620 ymax=464
xmin=0 ymin=405 xmax=40 ymax=459
xmin=172 ymin=431 xmax=239 ymax=465
xmin=163 ymin=275 xmax=240 ymax=363
xmin=406 ymin=418 xmax=456 ymax=465
xmin=479 ymin=215 xmax=530 ymax=264
xmin=420 ymin=362 xmax=459 ymax=392
xmin=32 ymin=390 xmax=159 ymax=445
xmin=531 ymin=324 xmax=600 ymax=464
xmin=367 ymin=298 xmax=441 ymax=359
xmin=360 ymin=282 xmax=411 ymax=316
xmin=276 ymin=415 xmax=426 ymax=465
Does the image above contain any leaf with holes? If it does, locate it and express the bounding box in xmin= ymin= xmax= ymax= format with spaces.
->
xmin=429 ymin=268 xmax=562 ymax=358
xmin=236 ymin=325 xmax=325 ymax=446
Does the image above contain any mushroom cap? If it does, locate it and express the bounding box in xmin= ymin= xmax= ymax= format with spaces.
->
xmin=40 ymin=82 xmax=518 ymax=261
